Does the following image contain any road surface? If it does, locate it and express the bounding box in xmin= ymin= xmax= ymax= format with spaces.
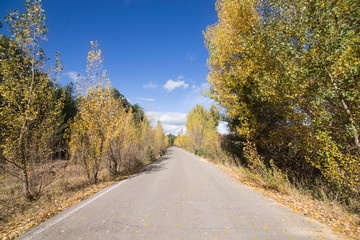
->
xmin=17 ymin=147 xmax=338 ymax=240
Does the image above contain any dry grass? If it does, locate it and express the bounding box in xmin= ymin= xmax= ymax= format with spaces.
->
xmin=218 ymin=164 xmax=360 ymax=240
xmin=0 ymin=161 xmax=149 ymax=240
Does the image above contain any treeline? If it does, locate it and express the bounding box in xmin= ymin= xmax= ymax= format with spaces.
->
xmin=175 ymin=105 xmax=223 ymax=159
xmin=0 ymin=0 xmax=168 ymax=200
xmin=179 ymin=0 xmax=359 ymax=210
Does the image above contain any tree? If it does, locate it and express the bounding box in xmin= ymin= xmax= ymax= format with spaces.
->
xmin=68 ymin=41 xmax=166 ymax=181
xmin=183 ymin=105 xmax=221 ymax=158
xmin=153 ymin=121 xmax=167 ymax=156
xmin=106 ymin=108 xmax=136 ymax=176
xmin=204 ymin=0 xmax=359 ymax=197
xmin=0 ymin=0 xmax=63 ymax=200
xmin=167 ymin=134 xmax=177 ymax=146
xmin=68 ymin=41 xmax=113 ymax=184
xmin=255 ymin=0 xmax=360 ymax=193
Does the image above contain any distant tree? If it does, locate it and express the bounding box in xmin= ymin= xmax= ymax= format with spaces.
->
xmin=154 ymin=121 xmax=168 ymax=156
xmin=52 ymin=82 xmax=78 ymax=159
xmin=174 ymin=134 xmax=188 ymax=149
xmin=185 ymin=105 xmax=220 ymax=157
xmin=167 ymin=134 xmax=177 ymax=146
xmin=61 ymin=82 xmax=78 ymax=124
xmin=110 ymin=87 xmax=131 ymax=109
xmin=131 ymin=103 xmax=145 ymax=123
xmin=110 ymin=88 xmax=144 ymax=122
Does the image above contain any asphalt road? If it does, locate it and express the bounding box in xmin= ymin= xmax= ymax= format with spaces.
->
xmin=17 ymin=147 xmax=338 ymax=240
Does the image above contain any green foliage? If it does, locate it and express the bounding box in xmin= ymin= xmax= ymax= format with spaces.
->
xmin=305 ymin=130 xmax=360 ymax=194
xmin=205 ymin=0 xmax=359 ymax=203
xmin=60 ymin=82 xmax=78 ymax=125
xmin=167 ymin=134 xmax=177 ymax=146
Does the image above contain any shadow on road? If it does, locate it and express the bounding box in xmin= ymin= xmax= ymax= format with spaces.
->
xmin=132 ymin=148 xmax=175 ymax=177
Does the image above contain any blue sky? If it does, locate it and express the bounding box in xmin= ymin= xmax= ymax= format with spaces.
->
xmin=1 ymin=0 xmax=226 ymax=135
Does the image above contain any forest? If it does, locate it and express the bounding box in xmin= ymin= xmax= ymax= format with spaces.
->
xmin=0 ymin=1 xmax=168 ymax=237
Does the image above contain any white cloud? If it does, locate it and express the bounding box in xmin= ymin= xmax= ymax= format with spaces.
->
xmin=138 ymin=97 xmax=155 ymax=102
xmin=162 ymin=124 xmax=186 ymax=136
xmin=146 ymin=111 xmax=187 ymax=135
xmin=143 ymin=81 xmax=157 ymax=89
xmin=163 ymin=76 xmax=189 ymax=92
xmin=65 ymin=71 xmax=81 ymax=81
xmin=147 ymin=112 xmax=186 ymax=126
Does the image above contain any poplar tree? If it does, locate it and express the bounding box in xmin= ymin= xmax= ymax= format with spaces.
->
xmin=68 ymin=41 xmax=114 ymax=184
xmin=205 ymin=0 xmax=359 ymax=196
xmin=0 ymin=0 xmax=63 ymax=200
xmin=185 ymin=105 xmax=220 ymax=157
xmin=154 ymin=121 xmax=167 ymax=156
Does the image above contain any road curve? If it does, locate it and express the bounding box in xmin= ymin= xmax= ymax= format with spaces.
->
xmin=17 ymin=147 xmax=338 ymax=240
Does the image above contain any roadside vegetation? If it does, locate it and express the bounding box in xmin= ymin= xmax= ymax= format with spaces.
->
xmin=0 ymin=0 xmax=358 ymax=239
xmin=0 ymin=1 xmax=168 ymax=239
xmin=176 ymin=0 xmax=359 ymax=239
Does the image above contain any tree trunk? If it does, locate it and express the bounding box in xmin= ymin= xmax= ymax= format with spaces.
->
xmin=22 ymin=167 xmax=34 ymax=200
xmin=326 ymin=70 xmax=360 ymax=155
xmin=93 ymin=169 xmax=98 ymax=184
xmin=108 ymin=143 xmax=118 ymax=177
xmin=19 ymin=119 xmax=35 ymax=200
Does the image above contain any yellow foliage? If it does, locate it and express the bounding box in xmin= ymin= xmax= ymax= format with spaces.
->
xmin=68 ymin=42 xmax=168 ymax=182
xmin=305 ymin=131 xmax=360 ymax=194
xmin=205 ymin=0 xmax=359 ymax=201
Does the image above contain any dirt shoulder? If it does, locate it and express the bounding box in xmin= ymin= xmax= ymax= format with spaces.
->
xmin=0 ymin=164 xmax=148 ymax=240
xmin=217 ymin=163 xmax=359 ymax=240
